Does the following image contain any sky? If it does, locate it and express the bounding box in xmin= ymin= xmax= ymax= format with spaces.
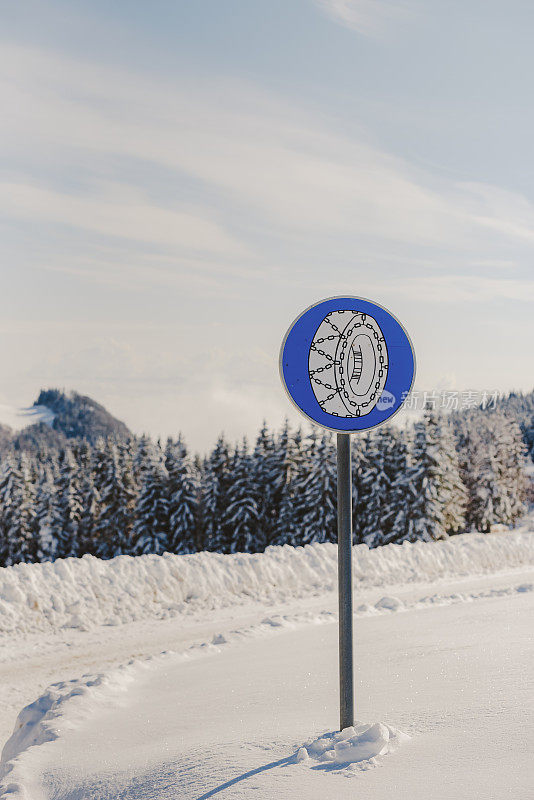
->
xmin=1 ymin=0 xmax=533 ymax=451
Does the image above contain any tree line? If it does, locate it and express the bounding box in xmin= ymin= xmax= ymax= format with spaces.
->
xmin=0 ymin=405 xmax=530 ymax=567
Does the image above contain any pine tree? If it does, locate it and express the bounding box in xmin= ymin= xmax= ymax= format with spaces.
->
xmin=251 ymin=422 xmax=279 ymax=549
xmin=469 ymin=412 xmax=526 ymax=531
xmin=439 ymin=417 xmax=467 ymax=534
xmin=271 ymin=421 xmax=300 ymax=546
xmin=117 ymin=438 xmax=138 ymax=552
xmin=132 ymin=438 xmax=169 ymax=555
xmin=298 ymin=430 xmax=337 ymax=544
xmin=0 ymin=459 xmax=11 ymax=566
xmin=290 ymin=427 xmax=318 ymax=543
xmin=77 ymin=441 xmax=100 ymax=556
xmin=197 ymin=457 xmax=215 ymax=551
xmin=0 ymin=454 xmax=36 ymax=565
xmin=524 ymin=414 xmax=534 ymax=463
xmin=357 ymin=430 xmax=388 ymax=548
xmin=224 ymin=439 xmax=258 ymax=553
xmin=455 ymin=409 xmax=482 ymax=530
xmin=381 ymin=428 xmax=411 ymax=545
xmin=93 ymin=439 xmax=136 ymax=558
xmin=166 ymin=436 xmax=199 ymax=554
xmin=496 ymin=414 xmax=528 ymax=524
xmin=356 ymin=427 xmax=414 ymax=548
xmin=53 ymin=447 xmax=84 ymax=558
xmin=17 ymin=453 xmax=38 ymax=563
xmin=201 ymin=435 xmax=232 ymax=551
xmin=87 ymin=437 xmax=110 ymax=553
xmin=399 ymin=409 xmax=465 ymax=542
xmin=457 ymin=411 xmax=526 ymax=532
xmin=33 ymin=461 xmax=57 ymax=561
xmin=403 ymin=417 xmax=443 ymax=542
xmin=350 ymin=433 xmax=367 ymax=543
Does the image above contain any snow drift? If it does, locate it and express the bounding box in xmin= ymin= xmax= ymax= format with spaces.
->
xmin=1 ymin=524 xmax=533 ymax=637
xmin=1 ymin=668 xmax=138 ymax=779
xmin=296 ymin=721 xmax=410 ymax=771
xmin=0 ymin=658 xmax=156 ymax=799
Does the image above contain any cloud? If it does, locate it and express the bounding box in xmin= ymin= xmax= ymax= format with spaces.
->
xmin=2 ymin=42 xmax=534 ymax=264
xmin=19 ymin=334 xmax=286 ymax=450
xmin=315 ymin=0 xmax=414 ymax=36
xmin=1 ymin=43 xmax=533 ymax=448
xmin=369 ymin=274 xmax=534 ymax=304
xmin=460 ymin=182 xmax=534 ymax=242
xmin=0 ymin=181 xmax=248 ymax=256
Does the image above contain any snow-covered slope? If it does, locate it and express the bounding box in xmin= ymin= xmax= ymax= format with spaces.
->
xmin=1 ymin=522 xmax=533 ymax=637
xmin=0 ymin=404 xmax=54 ymax=432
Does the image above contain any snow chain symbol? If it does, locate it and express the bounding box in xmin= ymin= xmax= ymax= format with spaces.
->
xmin=308 ymin=310 xmax=389 ymax=417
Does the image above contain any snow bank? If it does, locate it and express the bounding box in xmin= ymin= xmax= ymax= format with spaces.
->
xmin=295 ymin=722 xmax=410 ymax=772
xmin=0 ymin=659 xmax=150 ymax=799
xmin=1 ymin=669 xmax=137 ymax=775
xmin=1 ymin=523 xmax=533 ymax=637
xmin=355 ymin=581 xmax=533 ymax=617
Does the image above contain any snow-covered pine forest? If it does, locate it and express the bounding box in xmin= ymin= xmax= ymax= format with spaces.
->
xmin=0 ymin=398 xmax=532 ymax=567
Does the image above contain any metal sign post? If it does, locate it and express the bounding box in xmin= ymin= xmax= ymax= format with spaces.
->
xmin=279 ymin=296 xmax=415 ymax=731
xmin=337 ymin=432 xmax=354 ymax=730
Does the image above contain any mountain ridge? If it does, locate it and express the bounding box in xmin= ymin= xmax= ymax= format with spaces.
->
xmin=0 ymin=389 xmax=131 ymax=454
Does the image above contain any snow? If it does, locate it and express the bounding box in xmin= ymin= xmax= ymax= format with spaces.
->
xmin=1 ymin=580 xmax=532 ymax=799
xmin=297 ymin=722 xmax=410 ymax=769
xmin=0 ymin=515 xmax=533 ymax=798
xmin=1 ymin=524 xmax=534 ymax=637
xmin=0 ymin=405 xmax=54 ymax=432
xmin=0 ymin=666 xmax=139 ymax=777
xmin=374 ymin=595 xmax=404 ymax=611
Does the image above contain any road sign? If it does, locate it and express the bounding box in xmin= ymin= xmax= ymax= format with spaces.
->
xmin=279 ymin=296 xmax=415 ymax=731
xmin=280 ymin=296 xmax=415 ymax=433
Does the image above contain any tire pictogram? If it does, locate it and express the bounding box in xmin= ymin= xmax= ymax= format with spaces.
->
xmin=308 ymin=310 xmax=389 ymax=417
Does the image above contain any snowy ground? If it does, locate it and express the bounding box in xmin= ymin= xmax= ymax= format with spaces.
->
xmin=1 ymin=523 xmax=533 ymax=799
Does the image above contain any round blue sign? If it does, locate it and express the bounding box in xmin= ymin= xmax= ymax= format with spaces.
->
xmin=280 ymin=296 xmax=416 ymax=433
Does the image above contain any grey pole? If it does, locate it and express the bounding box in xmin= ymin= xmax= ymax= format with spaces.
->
xmin=337 ymin=432 xmax=354 ymax=731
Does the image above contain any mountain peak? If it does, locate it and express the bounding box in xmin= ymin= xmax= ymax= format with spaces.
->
xmin=35 ymin=389 xmax=131 ymax=444
xmin=0 ymin=389 xmax=131 ymax=454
